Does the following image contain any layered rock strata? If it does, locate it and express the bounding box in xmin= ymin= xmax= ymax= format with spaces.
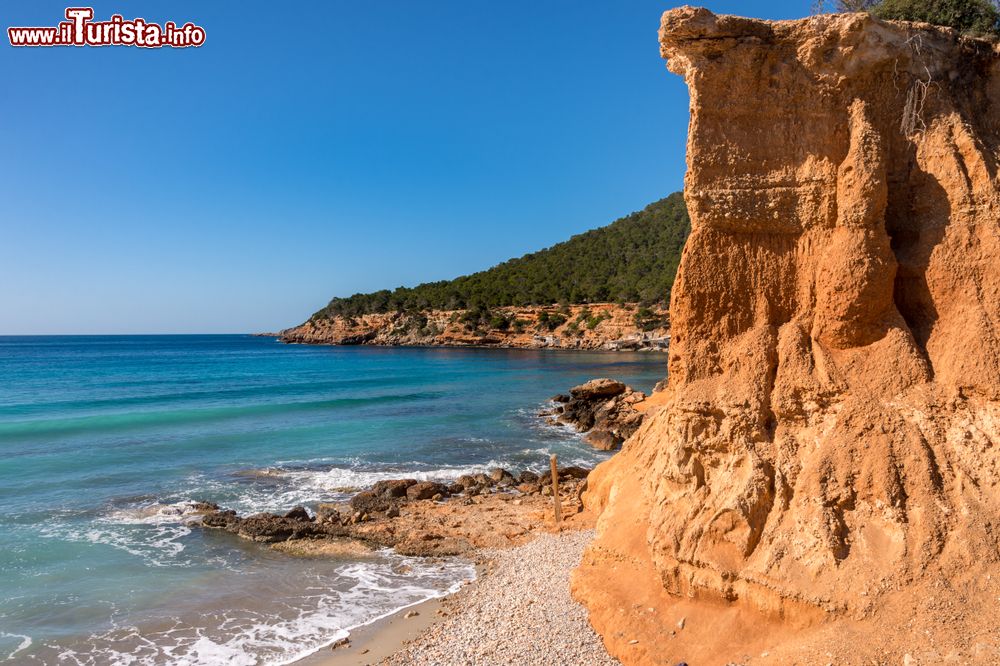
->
xmin=574 ymin=8 xmax=1000 ymax=664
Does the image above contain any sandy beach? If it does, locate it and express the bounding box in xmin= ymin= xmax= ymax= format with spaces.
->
xmin=301 ymin=530 xmax=616 ymax=666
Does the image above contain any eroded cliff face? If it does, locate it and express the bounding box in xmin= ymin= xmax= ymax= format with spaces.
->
xmin=574 ymin=8 xmax=1000 ymax=664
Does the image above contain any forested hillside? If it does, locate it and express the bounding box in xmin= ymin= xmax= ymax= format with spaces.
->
xmin=310 ymin=193 xmax=689 ymax=321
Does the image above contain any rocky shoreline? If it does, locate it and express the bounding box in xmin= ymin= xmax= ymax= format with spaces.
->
xmin=195 ymin=464 xmax=592 ymax=558
xmin=276 ymin=303 xmax=670 ymax=352
xmin=185 ymin=375 xmax=658 ymax=663
xmin=189 ymin=373 xmax=664 ymax=560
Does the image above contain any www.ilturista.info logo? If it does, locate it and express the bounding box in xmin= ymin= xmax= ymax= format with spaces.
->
xmin=8 ymin=7 xmax=205 ymax=48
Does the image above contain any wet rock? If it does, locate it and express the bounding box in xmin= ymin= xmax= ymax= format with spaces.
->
xmin=554 ymin=378 xmax=647 ymax=448
xmin=232 ymin=513 xmax=313 ymax=543
xmin=284 ymin=506 xmax=312 ymax=522
xmin=490 ymin=468 xmax=516 ymax=486
xmin=201 ymin=509 xmax=238 ymax=529
xmin=372 ymin=479 xmax=418 ymax=498
xmin=518 ymin=470 xmax=540 ymax=484
xmin=551 ymin=393 xmax=571 ymax=403
xmin=350 ymin=490 xmax=393 ymax=514
xmin=406 ymin=481 xmax=449 ymax=501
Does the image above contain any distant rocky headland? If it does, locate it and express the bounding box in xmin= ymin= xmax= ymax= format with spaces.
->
xmin=277 ymin=302 xmax=670 ymax=351
xmin=274 ymin=194 xmax=689 ymax=352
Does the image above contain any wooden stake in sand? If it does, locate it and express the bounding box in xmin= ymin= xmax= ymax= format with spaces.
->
xmin=550 ymin=453 xmax=562 ymax=527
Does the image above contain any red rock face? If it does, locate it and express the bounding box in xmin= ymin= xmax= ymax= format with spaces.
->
xmin=573 ymin=8 xmax=1000 ymax=664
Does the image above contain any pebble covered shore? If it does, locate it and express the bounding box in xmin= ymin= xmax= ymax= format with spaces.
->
xmin=382 ymin=530 xmax=618 ymax=666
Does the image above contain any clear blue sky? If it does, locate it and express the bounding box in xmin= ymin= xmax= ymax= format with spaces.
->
xmin=1 ymin=1 xmax=809 ymax=334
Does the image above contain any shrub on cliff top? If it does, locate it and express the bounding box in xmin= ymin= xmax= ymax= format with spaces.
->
xmin=872 ymin=0 xmax=1000 ymax=36
xmin=823 ymin=0 xmax=1000 ymax=37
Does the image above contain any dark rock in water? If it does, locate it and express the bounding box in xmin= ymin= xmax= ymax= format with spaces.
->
xmin=202 ymin=510 xmax=336 ymax=543
xmin=350 ymin=490 xmax=393 ymax=514
xmin=237 ymin=513 xmax=298 ymax=542
xmin=585 ymin=429 xmax=624 ymax=451
xmin=406 ymin=481 xmax=449 ymax=501
xmin=201 ymin=509 xmax=238 ymax=529
xmin=518 ymin=470 xmax=540 ymax=484
xmin=372 ymin=479 xmax=418 ymax=498
xmin=560 ymin=401 xmax=598 ymax=431
xmin=189 ymin=501 xmax=220 ymax=513
xmin=551 ymin=393 xmax=571 ymax=403
xmin=284 ymin=506 xmax=312 ymax=522
xmin=554 ymin=377 xmax=648 ymax=449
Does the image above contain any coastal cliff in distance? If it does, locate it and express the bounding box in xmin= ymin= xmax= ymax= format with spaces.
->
xmin=279 ymin=195 xmax=689 ymax=351
xmin=574 ymin=8 xmax=1000 ymax=665
xmin=280 ymin=303 xmax=669 ymax=351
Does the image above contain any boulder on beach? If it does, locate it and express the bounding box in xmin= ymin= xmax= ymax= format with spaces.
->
xmin=406 ymin=481 xmax=449 ymax=501
xmin=372 ymin=479 xmax=418 ymax=498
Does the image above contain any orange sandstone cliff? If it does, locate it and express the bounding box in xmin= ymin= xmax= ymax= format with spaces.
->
xmin=573 ymin=8 xmax=1000 ymax=664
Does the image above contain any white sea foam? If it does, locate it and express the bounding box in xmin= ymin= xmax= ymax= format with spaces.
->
xmin=29 ymin=434 xmax=566 ymax=663
xmin=49 ymin=553 xmax=474 ymax=666
xmin=38 ymin=502 xmax=208 ymax=567
xmin=194 ymin=460 xmax=511 ymax=516
xmin=1 ymin=632 xmax=32 ymax=660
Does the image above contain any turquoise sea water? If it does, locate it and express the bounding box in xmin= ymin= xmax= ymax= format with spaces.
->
xmin=0 ymin=335 xmax=666 ymax=665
